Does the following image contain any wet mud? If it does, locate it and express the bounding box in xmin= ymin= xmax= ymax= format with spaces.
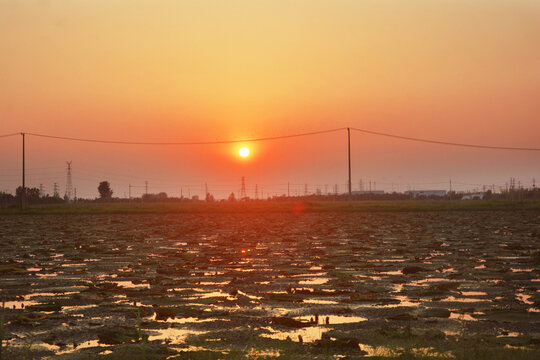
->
xmin=0 ymin=211 xmax=539 ymax=359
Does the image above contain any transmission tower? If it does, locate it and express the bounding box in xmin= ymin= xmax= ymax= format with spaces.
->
xmin=53 ymin=183 xmax=59 ymax=197
xmin=240 ymin=176 xmax=246 ymax=199
xmin=65 ymin=161 xmax=73 ymax=201
xmin=39 ymin=184 xmax=44 ymax=197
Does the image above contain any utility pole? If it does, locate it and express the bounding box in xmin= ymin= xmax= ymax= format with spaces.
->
xmin=287 ymin=182 xmax=290 ymax=197
xmin=304 ymin=183 xmax=308 ymax=196
xmin=145 ymin=181 xmax=148 ymax=196
xmin=21 ymin=132 xmax=25 ymax=209
xmin=449 ymin=180 xmax=452 ymax=193
xmin=205 ymin=182 xmax=208 ymax=201
xmin=65 ymin=161 xmax=73 ymax=202
xmin=240 ymin=176 xmax=246 ymax=199
xmin=255 ymin=184 xmax=258 ymax=200
xmin=347 ymin=127 xmax=351 ymax=198
xmin=128 ymin=184 xmax=131 ymax=200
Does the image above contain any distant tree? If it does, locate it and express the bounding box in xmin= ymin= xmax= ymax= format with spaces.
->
xmin=0 ymin=191 xmax=15 ymax=205
xmin=206 ymin=192 xmax=215 ymax=202
xmin=15 ymin=186 xmax=41 ymax=202
xmin=98 ymin=181 xmax=113 ymax=199
xmin=228 ymin=192 xmax=236 ymax=202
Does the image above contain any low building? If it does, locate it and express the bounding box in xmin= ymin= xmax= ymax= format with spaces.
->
xmin=461 ymin=193 xmax=485 ymax=200
xmin=405 ymin=190 xmax=447 ymax=198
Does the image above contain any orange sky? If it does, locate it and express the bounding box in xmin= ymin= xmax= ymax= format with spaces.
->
xmin=1 ymin=0 xmax=539 ymax=198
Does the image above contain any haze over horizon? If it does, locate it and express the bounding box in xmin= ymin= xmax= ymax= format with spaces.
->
xmin=1 ymin=0 xmax=539 ymax=199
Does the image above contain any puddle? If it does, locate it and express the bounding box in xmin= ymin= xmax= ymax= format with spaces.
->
xmin=147 ymin=328 xmax=208 ymax=343
xmin=379 ymin=270 xmax=403 ymax=275
xmin=441 ymin=296 xmax=490 ymax=303
xmin=450 ymin=312 xmax=482 ymax=321
xmin=408 ymin=278 xmax=451 ymax=286
xmin=516 ymin=293 xmax=533 ymax=305
xmin=295 ymin=315 xmax=367 ymax=325
xmin=61 ymin=263 xmax=87 ymax=267
xmin=55 ymin=340 xmax=103 ymax=355
xmin=113 ymin=280 xmax=150 ymax=289
xmin=460 ymin=291 xmax=487 ymax=296
xmin=35 ymin=273 xmax=59 ymax=277
xmin=199 ymin=281 xmax=229 ymax=286
xmin=298 ymin=278 xmax=329 ymax=285
xmin=2 ymin=299 xmax=40 ymax=309
xmin=303 ymin=299 xmax=339 ymax=305
xmin=153 ymin=315 xmax=225 ymax=324
xmin=497 ymin=332 xmax=521 ymax=338
xmin=261 ymin=326 xmax=327 ymax=343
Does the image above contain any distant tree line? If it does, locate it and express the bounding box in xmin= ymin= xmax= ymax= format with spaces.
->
xmin=484 ymin=188 xmax=540 ymax=201
xmin=0 ymin=186 xmax=65 ymax=207
xmin=2 ymin=180 xmax=538 ymax=207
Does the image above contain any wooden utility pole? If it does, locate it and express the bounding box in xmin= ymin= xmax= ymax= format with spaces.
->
xmin=347 ymin=127 xmax=352 ymax=198
xmin=21 ymin=132 xmax=25 ymax=210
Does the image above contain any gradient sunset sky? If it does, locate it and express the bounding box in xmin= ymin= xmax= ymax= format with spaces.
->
xmin=1 ymin=0 xmax=539 ymax=198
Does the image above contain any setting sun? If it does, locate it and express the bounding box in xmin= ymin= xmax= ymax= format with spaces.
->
xmin=239 ymin=147 xmax=250 ymax=157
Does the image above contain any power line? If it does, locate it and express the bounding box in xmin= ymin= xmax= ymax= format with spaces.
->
xmin=24 ymin=128 xmax=346 ymax=145
xmin=0 ymin=127 xmax=531 ymax=150
xmin=0 ymin=132 xmax=19 ymax=138
xmin=350 ymin=127 xmax=540 ymax=151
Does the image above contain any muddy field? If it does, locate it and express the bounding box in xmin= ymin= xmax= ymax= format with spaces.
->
xmin=0 ymin=211 xmax=539 ymax=359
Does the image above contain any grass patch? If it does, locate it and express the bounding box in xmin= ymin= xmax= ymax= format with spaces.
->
xmin=1 ymin=200 xmax=539 ymax=215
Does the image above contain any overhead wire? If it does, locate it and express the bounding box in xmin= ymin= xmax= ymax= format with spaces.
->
xmin=24 ymin=128 xmax=347 ymax=145
xmin=349 ymin=127 xmax=540 ymax=151
xmin=0 ymin=132 xmax=19 ymax=138
xmin=1 ymin=128 xmax=539 ymax=150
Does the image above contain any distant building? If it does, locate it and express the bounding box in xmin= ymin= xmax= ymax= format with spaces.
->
xmin=405 ymin=190 xmax=447 ymax=198
xmin=352 ymin=190 xmax=385 ymax=195
xmin=461 ymin=193 xmax=485 ymax=200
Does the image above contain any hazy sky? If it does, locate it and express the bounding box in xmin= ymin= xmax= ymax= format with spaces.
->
xmin=1 ymin=0 xmax=539 ymax=198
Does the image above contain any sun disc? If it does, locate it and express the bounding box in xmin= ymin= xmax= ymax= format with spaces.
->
xmin=239 ymin=147 xmax=250 ymax=157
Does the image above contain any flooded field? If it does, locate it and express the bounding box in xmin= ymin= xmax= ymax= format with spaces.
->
xmin=0 ymin=210 xmax=539 ymax=359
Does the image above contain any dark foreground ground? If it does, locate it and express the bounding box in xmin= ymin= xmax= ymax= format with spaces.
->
xmin=0 ymin=210 xmax=539 ymax=359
